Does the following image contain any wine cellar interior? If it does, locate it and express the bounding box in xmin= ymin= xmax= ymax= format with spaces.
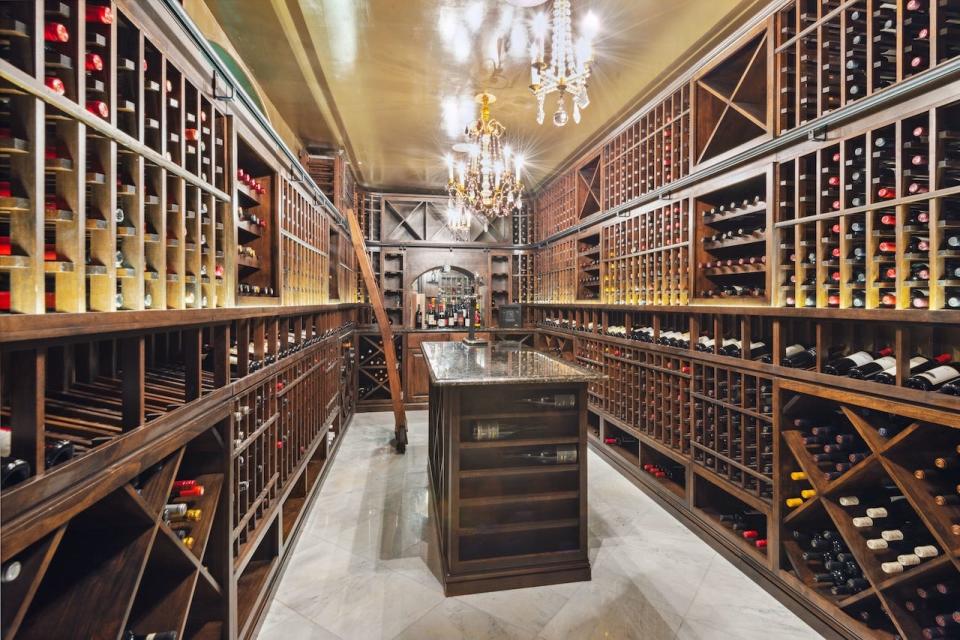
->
xmin=1 ymin=0 xmax=959 ymax=639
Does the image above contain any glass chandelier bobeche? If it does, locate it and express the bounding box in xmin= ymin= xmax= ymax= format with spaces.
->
xmin=446 ymin=93 xmax=524 ymax=227
xmin=529 ymin=0 xmax=598 ymax=126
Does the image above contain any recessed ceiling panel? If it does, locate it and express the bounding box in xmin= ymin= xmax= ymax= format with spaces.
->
xmin=199 ymin=0 xmax=765 ymax=191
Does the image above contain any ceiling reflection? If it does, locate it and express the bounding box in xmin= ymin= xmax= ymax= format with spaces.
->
xmin=198 ymin=0 xmax=766 ymax=191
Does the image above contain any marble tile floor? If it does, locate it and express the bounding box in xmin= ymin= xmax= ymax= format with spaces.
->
xmin=258 ymin=411 xmax=821 ymax=640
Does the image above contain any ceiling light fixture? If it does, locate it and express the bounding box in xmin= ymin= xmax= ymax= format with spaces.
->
xmin=445 ymin=93 xmax=525 ymax=226
xmin=527 ymin=0 xmax=598 ymax=126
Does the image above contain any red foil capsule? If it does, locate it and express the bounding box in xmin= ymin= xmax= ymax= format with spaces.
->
xmin=87 ymin=100 xmax=109 ymax=119
xmin=86 ymin=5 xmax=114 ymax=24
xmin=44 ymin=76 xmax=65 ymax=95
xmin=44 ymin=22 xmax=69 ymax=43
xmin=85 ymin=53 xmax=104 ymax=72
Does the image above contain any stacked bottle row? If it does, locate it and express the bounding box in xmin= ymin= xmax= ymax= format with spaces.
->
xmin=381 ymin=251 xmax=404 ymax=325
xmin=512 ymin=253 xmax=534 ymax=304
xmin=537 ymin=305 xmax=960 ymax=397
xmin=692 ymin=365 xmax=775 ymax=501
xmin=779 ymin=390 xmax=960 ymax=639
xmin=600 ymin=84 xmax=690 ymax=211
xmin=775 ymin=0 xmax=960 ymax=132
xmin=534 ymin=170 xmax=576 ymax=242
xmin=576 ymin=232 xmax=601 ymax=300
xmin=600 ymin=200 xmax=690 ymax=305
xmin=695 ymin=174 xmax=769 ymax=301
xmin=534 ymin=238 xmax=576 ymax=303
xmin=777 ymin=102 xmax=960 ymax=309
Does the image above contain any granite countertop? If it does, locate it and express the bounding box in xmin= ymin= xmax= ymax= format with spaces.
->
xmin=421 ymin=341 xmax=603 ymax=386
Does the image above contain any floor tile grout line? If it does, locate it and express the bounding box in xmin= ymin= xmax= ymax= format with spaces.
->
xmin=269 ymin=597 xmax=347 ymax=640
xmin=383 ymin=599 xmax=446 ymax=640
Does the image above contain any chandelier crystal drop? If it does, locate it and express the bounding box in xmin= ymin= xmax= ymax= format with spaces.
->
xmin=445 ymin=93 xmax=525 ymax=223
xmin=529 ymin=0 xmax=597 ymax=126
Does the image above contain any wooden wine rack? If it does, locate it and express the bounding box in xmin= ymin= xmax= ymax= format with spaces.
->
xmin=532 ymin=303 xmax=959 ymax=639
xmin=0 ymin=0 xmax=350 ymax=314
xmin=600 ymin=198 xmax=691 ymax=305
xmin=0 ymin=304 xmax=357 ymax=640
xmin=601 ymin=85 xmax=691 ymax=211
xmin=775 ymin=98 xmax=960 ymax=310
xmin=534 ymin=238 xmax=576 ymax=303
xmin=775 ymin=0 xmax=960 ymax=133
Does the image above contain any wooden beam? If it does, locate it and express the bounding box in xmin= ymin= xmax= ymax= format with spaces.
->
xmin=345 ymin=207 xmax=407 ymax=448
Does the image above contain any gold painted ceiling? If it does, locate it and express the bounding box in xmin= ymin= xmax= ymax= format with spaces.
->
xmin=198 ymin=0 xmax=766 ymax=192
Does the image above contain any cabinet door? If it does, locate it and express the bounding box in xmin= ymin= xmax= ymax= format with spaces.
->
xmin=406 ymin=349 xmax=431 ymax=403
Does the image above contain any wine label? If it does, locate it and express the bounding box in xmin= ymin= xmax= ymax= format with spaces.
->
xmin=866 ymin=538 xmax=888 ymax=550
xmin=870 ymin=356 xmax=897 ymax=371
xmin=914 ymin=545 xmax=939 ymax=558
xmin=865 ymin=507 xmax=888 ymax=518
xmin=838 ymin=496 xmax=859 ymax=506
xmin=845 ymin=351 xmax=874 ymax=367
xmin=474 ymin=421 xmax=501 ymax=441
xmin=881 ymin=529 xmax=904 ymax=541
xmin=852 ymin=516 xmax=873 ymax=528
xmin=784 ymin=344 xmax=805 ymax=357
xmin=556 ymin=447 xmax=578 ymax=464
xmin=918 ymin=365 xmax=960 ymax=385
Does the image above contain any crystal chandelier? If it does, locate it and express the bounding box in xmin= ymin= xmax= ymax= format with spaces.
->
xmin=445 ymin=200 xmax=472 ymax=233
xmin=445 ymin=93 xmax=524 ymax=223
xmin=528 ymin=0 xmax=598 ymax=126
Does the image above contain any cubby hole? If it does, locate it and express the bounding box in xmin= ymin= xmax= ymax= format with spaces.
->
xmin=639 ymin=446 xmax=686 ymax=499
xmin=236 ymin=136 xmax=276 ymax=300
xmin=693 ymin=475 xmax=769 ymax=559
xmin=844 ymin=2 xmax=868 ymax=105
xmin=143 ymin=40 xmax=163 ymax=154
xmin=236 ymin=520 xmax=279 ymax=634
xmin=576 ymin=229 xmax=600 ymax=300
xmin=694 ymin=173 xmax=768 ymax=301
xmin=780 ymin=392 xmax=873 ymax=486
xmin=779 ymin=499 xmax=874 ymax=604
xmin=459 ymin=495 xmax=580 ymax=530
xmin=115 ymin=12 xmax=139 ymax=139
xmin=458 ymin=523 xmax=580 ymax=562
xmin=879 ymin=557 xmax=960 ymax=639
xmin=19 ymin=485 xmax=156 ymax=640
xmin=0 ymin=2 xmax=36 ymax=76
xmin=600 ymin=421 xmax=639 ymax=465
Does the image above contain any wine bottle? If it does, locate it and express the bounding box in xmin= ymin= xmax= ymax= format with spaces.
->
xmin=1 ymin=457 xmax=31 ymax=489
xmin=472 ymin=421 xmax=549 ymax=441
xmin=520 ymin=394 xmax=576 ymax=408
xmin=505 ymin=446 xmax=578 ymax=465
xmin=823 ymin=347 xmax=893 ymax=375
xmin=848 ymin=354 xmax=897 ymax=380
xmin=873 ymin=354 xmax=951 ymax=385
xmin=782 ymin=345 xmax=816 ymax=369
xmin=44 ymin=439 xmax=74 ymax=468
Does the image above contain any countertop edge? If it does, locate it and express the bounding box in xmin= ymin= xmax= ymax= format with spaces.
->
xmin=421 ymin=341 xmax=604 ymax=387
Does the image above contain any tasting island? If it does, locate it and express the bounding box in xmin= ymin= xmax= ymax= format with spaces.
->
xmin=421 ymin=341 xmax=602 ymax=596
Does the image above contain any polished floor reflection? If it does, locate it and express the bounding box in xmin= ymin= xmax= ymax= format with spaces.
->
xmin=258 ymin=411 xmax=821 ymax=640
